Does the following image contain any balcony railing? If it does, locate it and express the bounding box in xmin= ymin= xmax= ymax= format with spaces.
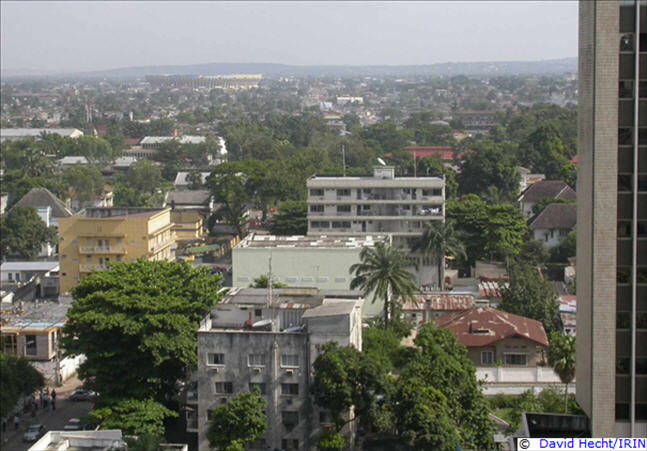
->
xmin=151 ymin=238 xmax=174 ymax=253
xmin=79 ymin=246 xmax=126 ymax=254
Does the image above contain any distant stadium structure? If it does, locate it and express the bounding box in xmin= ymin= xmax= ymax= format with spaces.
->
xmin=145 ymin=74 xmax=262 ymax=89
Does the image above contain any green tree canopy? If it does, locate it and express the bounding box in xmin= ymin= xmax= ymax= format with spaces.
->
xmin=207 ymin=389 xmax=267 ymax=451
xmin=250 ymin=274 xmax=287 ymax=289
xmin=127 ymin=159 xmax=162 ymax=194
xmin=498 ymin=262 xmax=562 ymax=333
xmin=0 ymin=353 xmax=45 ymax=418
xmin=410 ymin=220 xmax=465 ymax=289
xmin=62 ymin=261 xmax=223 ymax=405
xmin=268 ymin=200 xmax=307 ymax=235
xmin=456 ymin=141 xmax=520 ymax=200
xmin=89 ymin=399 xmax=177 ymax=437
xmin=0 ymin=206 xmax=58 ymax=259
xmin=350 ymin=243 xmax=418 ymax=329
xmin=64 ymin=165 xmax=105 ymax=204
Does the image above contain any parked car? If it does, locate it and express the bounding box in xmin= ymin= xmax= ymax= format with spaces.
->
xmin=23 ymin=424 xmax=46 ymax=442
xmin=63 ymin=418 xmax=81 ymax=431
xmin=69 ymin=389 xmax=96 ymax=401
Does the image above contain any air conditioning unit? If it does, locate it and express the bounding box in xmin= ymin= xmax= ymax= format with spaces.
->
xmin=253 ymin=367 xmax=262 ymax=373
xmin=211 ymin=367 xmax=219 ymax=373
xmin=286 ymin=399 xmax=293 ymax=405
xmin=285 ymin=369 xmax=294 ymax=375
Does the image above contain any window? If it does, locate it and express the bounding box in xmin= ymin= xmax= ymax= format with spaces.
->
xmin=215 ymin=382 xmax=233 ymax=394
xmin=255 ymin=309 xmax=262 ymax=317
xmin=481 ymin=351 xmax=494 ymax=365
xmin=207 ymin=409 xmax=216 ymax=420
xmin=336 ymin=205 xmax=351 ymax=213
xmin=620 ymin=80 xmax=634 ymax=98
xmin=282 ymin=411 xmax=298 ymax=430
xmin=281 ymin=383 xmax=299 ymax=395
xmin=310 ymin=221 xmax=329 ymax=229
xmin=3 ymin=335 xmax=17 ymax=354
xmin=249 ymin=383 xmax=267 ymax=395
xmin=310 ymin=189 xmax=324 ymax=196
xmin=248 ymin=354 xmax=266 ymax=367
xmin=620 ymin=33 xmax=634 ymax=51
xmin=15 ymin=273 xmax=20 ymax=282
xmin=7 ymin=273 xmax=12 ymax=281
xmin=336 ymin=189 xmax=350 ymax=196
xmin=504 ymin=354 xmax=527 ymax=366
xmin=310 ymin=205 xmax=324 ymax=212
xmin=207 ymin=353 xmax=225 ymax=365
xmin=25 ymin=335 xmax=37 ymax=356
xmin=332 ymin=221 xmax=350 ymax=229
xmin=281 ymin=354 xmax=299 ymax=368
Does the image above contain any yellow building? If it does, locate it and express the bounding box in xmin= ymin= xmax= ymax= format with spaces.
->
xmin=171 ymin=210 xmax=205 ymax=244
xmin=58 ymin=207 xmax=175 ymax=293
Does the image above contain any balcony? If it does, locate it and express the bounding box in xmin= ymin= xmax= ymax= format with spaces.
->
xmin=79 ymin=246 xmax=126 ymax=254
xmin=151 ymin=238 xmax=174 ymax=253
xmin=79 ymin=264 xmax=110 ymax=273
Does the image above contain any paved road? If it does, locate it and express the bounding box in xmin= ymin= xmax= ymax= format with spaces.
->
xmin=1 ymin=379 xmax=92 ymax=451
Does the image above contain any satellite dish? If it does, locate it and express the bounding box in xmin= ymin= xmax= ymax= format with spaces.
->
xmin=377 ymin=157 xmax=386 ymax=166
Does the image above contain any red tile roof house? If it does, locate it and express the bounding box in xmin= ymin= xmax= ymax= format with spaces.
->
xmin=434 ymin=307 xmax=549 ymax=368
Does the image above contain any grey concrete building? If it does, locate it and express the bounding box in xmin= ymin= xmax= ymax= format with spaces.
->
xmin=195 ymin=287 xmax=363 ymax=450
xmin=577 ymin=0 xmax=647 ymax=437
xmin=306 ymin=166 xmax=445 ymax=288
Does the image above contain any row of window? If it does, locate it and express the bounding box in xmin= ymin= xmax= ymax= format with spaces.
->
xmin=310 ymin=221 xmax=352 ymax=229
xmin=616 ymin=311 xmax=647 ymax=329
xmin=618 ymin=220 xmax=647 ymax=238
xmin=207 ymin=353 xmax=299 ymax=367
xmin=309 ymin=188 xmax=443 ymax=197
xmin=617 ymin=266 xmax=647 ymax=284
xmin=618 ymin=174 xmax=647 ymax=192
xmin=215 ymin=382 xmax=300 ymax=396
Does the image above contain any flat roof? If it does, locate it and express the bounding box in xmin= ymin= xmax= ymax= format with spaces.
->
xmin=302 ymin=300 xmax=358 ymax=318
xmin=1 ymin=261 xmax=59 ymax=272
xmin=1 ymin=301 xmax=70 ymax=330
xmin=236 ymin=233 xmax=389 ymax=249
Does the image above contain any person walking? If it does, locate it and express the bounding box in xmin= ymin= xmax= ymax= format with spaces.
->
xmin=13 ymin=414 xmax=19 ymax=430
xmin=51 ymin=389 xmax=57 ymax=411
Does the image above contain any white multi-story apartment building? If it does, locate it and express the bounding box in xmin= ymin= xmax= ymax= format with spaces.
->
xmin=306 ymin=166 xmax=445 ymax=288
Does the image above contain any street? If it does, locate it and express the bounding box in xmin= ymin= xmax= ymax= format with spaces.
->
xmin=0 ymin=378 xmax=92 ymax=451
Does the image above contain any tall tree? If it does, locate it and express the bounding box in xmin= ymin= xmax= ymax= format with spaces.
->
xmin=0 ymin=206 xmax=58 ymax=259
xmin=547 ymin=332 xmax=576 ymax=413
xmin=207 ymin=171 xmax=250 ymax=237
xmin=127 ymin=160 xmax=162 ymax=194
xmin=498 ymin=262 xmax=562 ymax=333
xmin=64 ymin=165 xmax=105 ymax=204
xmin=350 ymin=243 xmax=417 ymax=329
xmin=456 ymin=141 xmax=520 ymax=200
xmin=62 ymin=261 xmax=223 ymax=406
xmin=268 ymin=201 xmax=307 ymax=235
xmin=410 ymin=220 xmax=465 ymax=289
xmin=89 ymin=399 xmax=177 ymax=437
xmin=207 ymin=390 xmax=267 ymax=451
xmin=0 ymin=353 xmax=44 ymax=418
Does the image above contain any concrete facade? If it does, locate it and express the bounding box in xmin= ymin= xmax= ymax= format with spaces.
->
xmin=306 ymin=166 xmax=444 ymax=287
xmin=57 ymin=208 xmax=175 ymax=293
xmin=577 ymin=0 xmax=647 ymax=437
xmin=232 ymin=233 xmax=389 ymax=317
xmin=196 ymin=288 xmax=363 ymax=451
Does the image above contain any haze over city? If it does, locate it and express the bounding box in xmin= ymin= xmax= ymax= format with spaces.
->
xmin=1 ymin=1 xmax=578 ymax=74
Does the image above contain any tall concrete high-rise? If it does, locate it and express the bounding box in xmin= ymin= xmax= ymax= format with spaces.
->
xmin=577 ymin=0 xmax=647 ymax=437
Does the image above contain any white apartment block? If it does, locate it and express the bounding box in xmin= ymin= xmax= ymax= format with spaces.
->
xmin=306 ymin=166 xmax=445 ymax=288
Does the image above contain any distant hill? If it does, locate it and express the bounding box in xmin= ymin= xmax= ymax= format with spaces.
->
xmin=2 ymin=58 xmax=577 ymax=80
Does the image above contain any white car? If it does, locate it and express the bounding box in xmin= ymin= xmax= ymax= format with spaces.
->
xmin=63 ymin=418 xmax=81 ymax=431
xmin=23 ymin=424 xmax=46 ymax=442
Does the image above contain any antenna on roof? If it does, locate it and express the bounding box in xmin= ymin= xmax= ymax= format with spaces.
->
xmin=377 ymin=157 xmax=386 ymax=166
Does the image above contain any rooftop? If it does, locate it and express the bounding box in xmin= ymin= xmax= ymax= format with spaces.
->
xmin=519 ymin=180 xmax=576 ymax=203
xmin=1 ymin=128 xmax=82 ymax=138
xmin=1 ymin=261 xmax=59 ymax=272
xmin=173 ymin=172 xmax=211 ymax=186
xmin=528 ymin=203 xmax=577 ymax=230
xmin=28 ymin=430 xmax=126 ymax=450
xmin=80 ymin=207 xmax=169 ymax=219
xmin=13 ymin=188 xmax=73 ymax=218
xmin=165 ymin=190 xmax=211 ymax=206
xmin=401 ymin=292 xmax=474 ymax=312
xmin=140 ymin=136 xmax=206 ymax=145
xmin=434 ymin=306 xmax=549 ymax=347
xmin=1 ymin=301 xmax=70 ymax=331
xmin=236 ymin=233 xmax=389 ymax=249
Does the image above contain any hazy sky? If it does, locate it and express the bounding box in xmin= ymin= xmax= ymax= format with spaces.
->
xmin=1 ymin=1 xmax=578 ymax=73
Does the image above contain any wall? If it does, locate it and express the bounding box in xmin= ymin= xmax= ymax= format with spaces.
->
xmin=532 ymin=228 xmax=570 ymax=248
xmin=466 ymin=337 xmax=545 ymax=368
xmin=197 ymin=331 xmax=312 ymax=451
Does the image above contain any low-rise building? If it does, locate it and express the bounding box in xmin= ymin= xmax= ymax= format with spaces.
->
xmin=434 ymin=307 xmax=549 ymax=368
xmin=0 ymin=128 xmax=83 ymax=143
xmin=28 ymin=430 xmax=127 ymax=450
xmin=232 ymin=233 xmax=390 ymax=317
xmin=13 ymin=188 xmax=73 ymax=228
xmin=0 ymin=261 xmax=59 ymax=285
xmin=173 ymin=172 xmax=211 ymax=190
xmin=196 ymin=287 xmax=363 ymax=451
xmin=165 ymin=190 xmax=213 ymax=214
xmin=528 ymin=203 xmax=577 ymax=248
xmin=1 ymin=301 xmax=83 ymax=383
xmin=171 ymin=210 xmax=205 ymax=246
xmin=518 ymin=180 xmax=576 ymax=218
xmin=57 ymin=207 xmax=175 ymax=293
xmin=455 ymin=110 xmax=496 ymax=133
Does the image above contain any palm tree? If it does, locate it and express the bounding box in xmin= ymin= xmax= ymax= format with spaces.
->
xmin=410 ymin=220 xmax=466 ymax=290
xmin=547 ymin=331 xmax=576 ymax=413
xmin=349 ymin=242 xmax=417 ymax=329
